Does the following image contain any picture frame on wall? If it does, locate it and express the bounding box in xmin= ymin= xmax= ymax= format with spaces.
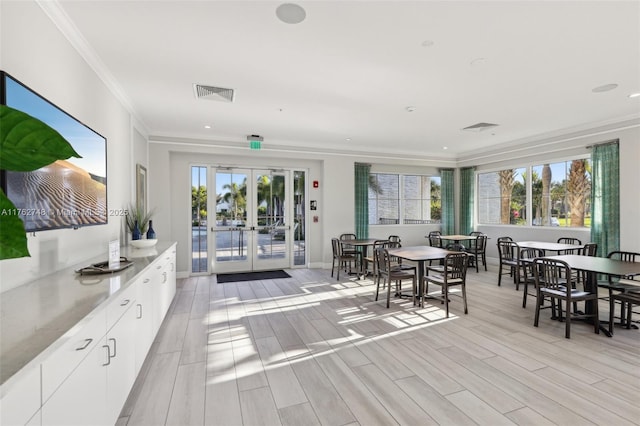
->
xmin=136 ymin=164 xmax=147 ymax=213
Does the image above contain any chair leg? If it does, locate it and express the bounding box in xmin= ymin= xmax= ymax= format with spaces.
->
xmin=534 ymin=292 xmax=541 ymax=327
xmin=565 ymin=298 xmax=571 ymax=339
xmin=462 ymin=283 xmax=468 ymax=314
xmin=375 ymin=274 xmax=381 ymax=301
xmin=498 ymin=264 xmax=502 ymax=286
xmin=444 ymin=283 xmax=450 ymax=318
xmin=609 ymin=295 xmax=615 ymax=335
xmin=482 ymin=253 xmax=487 ymax=271
xmin=593 ymin=298 xmax=599 ymax=335
xmin=386 ymin=278 xmax=391 ymax=308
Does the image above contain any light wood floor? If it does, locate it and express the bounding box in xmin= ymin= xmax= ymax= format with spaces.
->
xmin=117 ymin=266 xmax=639 ymax=426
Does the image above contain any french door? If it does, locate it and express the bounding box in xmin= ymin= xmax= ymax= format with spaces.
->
xmin=211 ymin=168 xmax=291 ymax=273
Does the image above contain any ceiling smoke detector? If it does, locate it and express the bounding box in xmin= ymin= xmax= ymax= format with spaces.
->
xmin=193 ymin=84 xmax=235 ymax=102
xmin=462 ymin=122 xmax=499 ymax=132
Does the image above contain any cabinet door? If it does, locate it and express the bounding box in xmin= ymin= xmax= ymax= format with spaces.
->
xmin=134 ymin=274 xmax=156 ymax=372
xmin=157 ymin=248 xmax=177 ymax=323
xmin=0 ymin=365 xmax=41 ymax=426
xmin=41 ymin=338 xmax=109 ymax=426
xmin=105 ymin=303 xmax=137 ymax=425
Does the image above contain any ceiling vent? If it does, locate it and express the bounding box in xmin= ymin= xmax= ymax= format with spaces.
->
xmin=462 ymin=122 xmax=499 ymax=132
xmin=193 ymin=84 xmax=235 ymax=103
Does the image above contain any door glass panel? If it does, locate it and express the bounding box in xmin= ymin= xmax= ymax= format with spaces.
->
xmin=216 ymin=171 xmax=248 ymax=262
xmin=293 ymin=171 xmax=306 ymax=265
xmin=191 ymin=166 xmax=208 ymax=273
xmin=256 ymin=173 xmax=286 ymax=260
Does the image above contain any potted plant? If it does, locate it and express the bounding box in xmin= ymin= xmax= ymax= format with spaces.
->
xmin=125 ymin=203 xmax=154 ymax=239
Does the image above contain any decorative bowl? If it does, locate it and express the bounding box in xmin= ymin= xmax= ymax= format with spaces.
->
xmin=130 ymin=239 xmax=158 ymax=249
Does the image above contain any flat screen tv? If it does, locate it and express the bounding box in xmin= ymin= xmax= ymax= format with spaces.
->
xmin=1 ymin=71 xmax=107 ymax=231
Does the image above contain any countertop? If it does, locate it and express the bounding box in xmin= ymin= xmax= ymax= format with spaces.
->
xmin=0 ymin=241 xmax=176 ymax=386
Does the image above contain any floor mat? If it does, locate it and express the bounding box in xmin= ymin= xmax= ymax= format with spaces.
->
xmin=216 ymin=270 xmax=291 ymax=283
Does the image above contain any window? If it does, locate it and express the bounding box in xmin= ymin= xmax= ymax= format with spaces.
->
xmin=477 ymin=157 xmax=591 ymax=227
xmin=532 ymin=160 xmax=591 ymax=227
xmin=478 ymin=168 xmax=527 ymax=225
xmin=368 ymin=173 xmax=441 ymax=225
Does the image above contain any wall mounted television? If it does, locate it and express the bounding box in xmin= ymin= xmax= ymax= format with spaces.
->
xmin=1 ymin=71 xmax=107 ymax=232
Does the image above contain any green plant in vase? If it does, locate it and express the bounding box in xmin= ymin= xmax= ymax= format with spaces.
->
xmin=125 ymin=203 xmax=154 ymax=239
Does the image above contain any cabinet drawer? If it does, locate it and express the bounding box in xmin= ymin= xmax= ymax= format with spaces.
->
xmin=0 ymin=365 xmax=40 ymax=426
xmin=106 ymin=282 xmax=136 ymax=331
xmin=41 ymin=309 xmax=106 ymax=403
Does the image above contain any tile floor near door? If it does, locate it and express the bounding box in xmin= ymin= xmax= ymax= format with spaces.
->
xmin=118 ymin=267 xmax=640 ymax=426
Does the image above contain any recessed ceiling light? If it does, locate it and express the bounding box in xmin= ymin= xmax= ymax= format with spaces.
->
xmin=276 ymin=3 xmax=306 ymax=24
xmin=346 ymin=138 xmax=351 ymax=141
xmin=629 ymin=92 xmax=640 ymax=98
xmin=592 ymin=83 xmax=618 ymax=93
xmin=406 ymin=106 xmax=416 ymax=112
xmin=421 ymin=40 xmax=434 ymax=47
xmin=470 ymin=57 xmax=486 ymax=67
xmin=204 ymin=125 xmax=211 ymax=129
xmin=443 ymin=146 xmax=448 ymax=150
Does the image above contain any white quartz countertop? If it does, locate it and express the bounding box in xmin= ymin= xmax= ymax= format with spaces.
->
xmin=0 ymin=241 xmax=176 ymax=385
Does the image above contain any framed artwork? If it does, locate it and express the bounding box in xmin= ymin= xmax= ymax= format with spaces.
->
xmin=136 ymin=164 xmax=147 ymax=213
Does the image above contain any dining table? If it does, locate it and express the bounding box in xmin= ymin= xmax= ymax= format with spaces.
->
xmin=440 ymin=234 xmax=478 ymax=250
xmin=386 ymin=245 xmax=459 ymax=306
xmin=340 ymin=238 xmax=382 ymax=278
xmin=546 ymin=254 xmax=640 ymax=336
xmin=516 ymin=241 xmax=583 ymax=254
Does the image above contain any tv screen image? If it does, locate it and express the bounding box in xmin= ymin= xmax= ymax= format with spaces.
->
xmin=1 ymin=71 xmax=107 ymax=231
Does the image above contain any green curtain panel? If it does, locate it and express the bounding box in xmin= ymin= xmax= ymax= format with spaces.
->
xmin=459 ymin=167 xmax=475 ymax=235
xmin=590 ymin=141 xmax=619 ymax=257
xmin=354 ymin=163 xmax=370 ymax=239
xmin=440 ymin=168 xmax=455 ymax=235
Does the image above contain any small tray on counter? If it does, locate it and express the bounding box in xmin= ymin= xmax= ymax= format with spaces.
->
xmin=75 ymin=257 xmax=134 ymax=275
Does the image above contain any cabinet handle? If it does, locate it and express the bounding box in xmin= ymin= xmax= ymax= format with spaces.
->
xmin=75 ymin=338 xmax=93 ymax=351
xmin=143 ymin=278 xmax=151 ymax=284
xmin=120 ymin=299 xmax=130 ymax=306
xmin=137 ymin=303 xmax=143 ymax=319
xmin=102 ymin=345 xmax=111 ymax=366
xmin=163 ymin=272 xmax=167 ymax=283
xmin=109 ymin=337 xmax=117 ymax=359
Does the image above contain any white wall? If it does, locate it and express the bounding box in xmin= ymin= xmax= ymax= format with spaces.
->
xmin=0 ymin=1 xmax=137 ymax=292
xmin=1 ymin=1 xmax=637 ymax=289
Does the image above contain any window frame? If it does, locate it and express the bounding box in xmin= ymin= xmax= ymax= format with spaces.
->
xmin=368 ymin=172 xmax=441 ymax=225
xmin=476 ymin=155 xmax=591 ymax=228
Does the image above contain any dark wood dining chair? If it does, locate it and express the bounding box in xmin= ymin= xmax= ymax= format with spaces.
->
xmin=520 ymin=247 xmax=545 ymax=308
xmin=375 ymin=247 xmax=417 ymax=308
xmin=599 ymin=251 xmax=640 ymax=329
xmin=468 ymin=233 xmax=487 ymax=272
xmin=331 ymin=238 xmax=358 ymax=280
xmin=497 ymin=240 xmax=521 ymax=288
xmin=339 ymin=233 xmax=361 ymax=273
xmin=423 ymin=252 xmax=469 ymax=317
xmin=533 ymin=257 xmax=599 ymax=339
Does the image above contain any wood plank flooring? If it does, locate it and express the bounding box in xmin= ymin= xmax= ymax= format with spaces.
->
xmin=118 ymin=266 xmax=639 ymax=426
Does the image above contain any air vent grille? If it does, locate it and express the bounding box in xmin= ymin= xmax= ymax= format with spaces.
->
xmin=193 ymin=84 xmax=235 ymax=102
xmin=462 ymin=122 xmax=499 ymax=132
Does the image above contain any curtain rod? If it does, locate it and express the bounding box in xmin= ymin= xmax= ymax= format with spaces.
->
xmin=586 ymin=139 xmax=619 ymax=149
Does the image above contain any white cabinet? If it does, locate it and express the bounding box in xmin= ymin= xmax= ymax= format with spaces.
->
xmin=105 ymin=303 xmax=137 ymax=425
xmin=0 ymin=365 xmax=41 ymax=426
xmin=2 ymin=243 xmax=177 ymax=426
xmin=41 ymin=336 xmax=109 ymax=425
xmin=134 ymin=272 xmax=156 ymax=372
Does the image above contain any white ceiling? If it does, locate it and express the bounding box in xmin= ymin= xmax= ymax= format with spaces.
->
xmin=49 ymin=1 xmax=640 ymax=160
